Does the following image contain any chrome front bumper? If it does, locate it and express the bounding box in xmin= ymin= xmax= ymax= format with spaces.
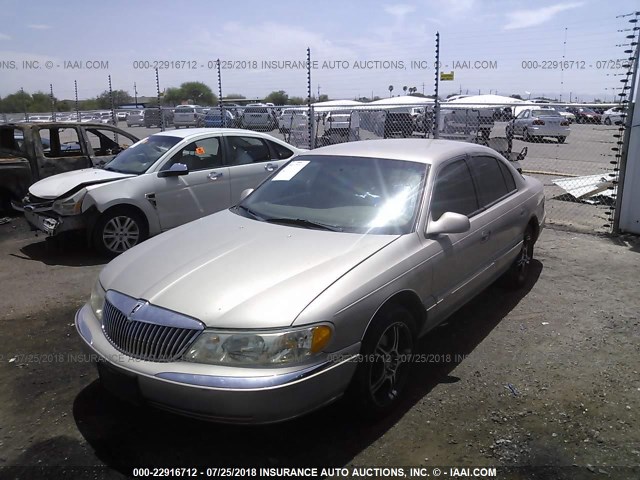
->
xmin=75 ymin=304 xmax=360 ymax=424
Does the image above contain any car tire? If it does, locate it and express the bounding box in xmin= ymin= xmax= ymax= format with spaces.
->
xmin=604 ymin=117 xmax=611 ymax=126
xmin=347 ymin=303 xmax=416 ymax=419
xmin=522 ymin=128 xmax=531 ymax=142
xmin=502 ymin=225 xmax=535 ymax=289
xmin=93 ymin=207 xmax=148 ymax=257
xmin=557 ymin=136 xmax=566 ymax=144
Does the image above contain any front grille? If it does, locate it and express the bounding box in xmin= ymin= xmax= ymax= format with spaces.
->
xmin=102 ymin=294 xmax=203 ymax=362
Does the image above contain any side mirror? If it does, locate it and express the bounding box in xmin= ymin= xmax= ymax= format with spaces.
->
xmin=426 ymin=212 xmax=471 ymax=236
xmin=158 ymin=162 xmax=188 ymax=178
xmin=239 ymin=188 xmax=254 ymax=201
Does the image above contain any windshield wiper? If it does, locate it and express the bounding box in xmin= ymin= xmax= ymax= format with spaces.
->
xmin=265 ymin=217 xmax=343 ymax=232
xmin=236 ymin=204 xmax=265 ymax=221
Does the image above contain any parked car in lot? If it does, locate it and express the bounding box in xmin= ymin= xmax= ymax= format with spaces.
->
xmin=278 ymin=108 xmax=308 ymax=133
xmin=566 ymin=107 xmax=601 ymax=124
xmin=144 ymin=108 xmax=174 ymax=128
xmin=1 ymin=122 xmax=138 ymax=212
xmin=241 ymin=105 xmax=276 ymax=131
xmin=22 ymin=129 xmax=303 ymax=254
xmin=75 ymin=139 xmax=545 ymax=423
xmin=95 ymin=112 xmax=116 ymax=125
xmin=506 ymin=108 xmax=571 ymax=143
xmin=126 ymin=110 xmax=145 ymax=127
xmin=116 ymin=112 xmax=128 ymax=122
xmin=203 ymin=108 xmax=236 ymax=128
xmin=553 ymin=107 xmax=575 ymax=124
xmin=601 ymin=106 xmax=625 ymax=125
xmin=173 ymin=105 xmax=206 ymax=128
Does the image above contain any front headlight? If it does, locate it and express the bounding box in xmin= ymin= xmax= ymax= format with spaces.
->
xmin=89 ymin=279 xmax=106 ymax=322
xmin=183 ymin=325 xmax=333 ymax=366
xmin=52 ymin=188 xmax=87 ymax=216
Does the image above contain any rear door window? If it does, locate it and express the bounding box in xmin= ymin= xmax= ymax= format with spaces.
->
xmin=226 ymin=136 xmax=271 ymax=165
xmin=467 ymin=156 xmax=510 ymax=208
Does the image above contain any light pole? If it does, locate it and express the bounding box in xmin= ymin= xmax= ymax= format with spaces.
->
xmin=134 ymin=82 xmax=138 ymax=108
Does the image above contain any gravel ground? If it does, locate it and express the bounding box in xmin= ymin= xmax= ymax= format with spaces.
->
xmin=0 ymin=218 xmax=639 ymax=479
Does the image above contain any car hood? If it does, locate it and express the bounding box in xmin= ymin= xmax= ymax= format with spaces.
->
xmin=29 ymin=168 xmax=134 ymax=199
xmin=100 ymin=210 xmax=399 ymax=329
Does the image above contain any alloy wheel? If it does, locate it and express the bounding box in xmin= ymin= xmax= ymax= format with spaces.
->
xmin=102 ymin=215 xmax=140 ymax=253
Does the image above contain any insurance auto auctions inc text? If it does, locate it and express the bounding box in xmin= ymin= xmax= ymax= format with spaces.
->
xmin=219 ymin=59 xmax=498 ymax=70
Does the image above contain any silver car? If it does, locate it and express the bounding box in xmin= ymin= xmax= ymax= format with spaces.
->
xmin=173 ymin=105 xmax=207 ymax=128
xmin=76 ymin=139 xmax=545 ymax=423
xmin=507 ymin=108 xmax=571 ymax=143
xmin=126 ymin=110 xmax=145 ymax=127
xmin=241 ymin=106 xmax=276 ymax=131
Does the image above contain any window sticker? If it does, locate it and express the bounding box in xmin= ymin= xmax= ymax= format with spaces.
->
xmin=272 ymin=160 xmax=310 ymax=181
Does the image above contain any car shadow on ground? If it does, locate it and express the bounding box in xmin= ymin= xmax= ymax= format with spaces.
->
xmin=11 ymin=234 xmax=107 ymax=267
xmin=68 ymin=261 xmax=542 ymax=473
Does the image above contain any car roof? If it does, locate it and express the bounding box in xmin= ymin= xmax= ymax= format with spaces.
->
xmin=152 ymin=128 xmax=297 ymax=142
xmin=302 ymin=139 xmax=503 ymax=165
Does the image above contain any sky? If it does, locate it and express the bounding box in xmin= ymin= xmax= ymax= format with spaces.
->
xmin=0 ymin=0 xmax=638 ymax=102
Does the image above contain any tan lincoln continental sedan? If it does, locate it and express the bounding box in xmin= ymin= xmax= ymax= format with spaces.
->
xmin=76 ymin=139 xmax=545 ymax=424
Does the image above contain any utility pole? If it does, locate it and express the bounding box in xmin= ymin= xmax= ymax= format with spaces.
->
xmin=317 ymin=84 xmax=320 ymax=100
xmin=134 ymin=82 xmax=138 ymax=108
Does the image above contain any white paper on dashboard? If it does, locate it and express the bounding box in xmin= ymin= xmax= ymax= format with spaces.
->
xmin=272 ymin=160 xmax=310 ymax=181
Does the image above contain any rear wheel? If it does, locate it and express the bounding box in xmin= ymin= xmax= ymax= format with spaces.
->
xmin=557 ymin=136 xmax=566 ymax=144
xmin=92 ymin=207 xmax=148 ymax=257
xmin=347 ymin=304 xmax=416 ymax=418
xmin=604 ymin=117 xmax=612 ymax=126
xmin=502 ymin=225 xmax=535 ymax=289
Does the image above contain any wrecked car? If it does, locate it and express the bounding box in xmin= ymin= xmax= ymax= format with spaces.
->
xmin=22 ymin=128 xmax=303 ymax=255
xmin=0 ymin=122 xmax=138 ymax=212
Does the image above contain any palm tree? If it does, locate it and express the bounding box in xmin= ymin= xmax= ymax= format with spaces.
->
xmin=403 ymin=85 xmax=408 ymax=95
xmin=388 ymin=85 xmax=394 ymax=97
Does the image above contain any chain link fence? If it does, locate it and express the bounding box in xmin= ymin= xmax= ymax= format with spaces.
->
xmin=0 ymin=98 xmax=630 ymax=233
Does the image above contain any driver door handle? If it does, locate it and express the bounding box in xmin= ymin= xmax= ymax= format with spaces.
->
xmin=481 ymin=230 xmax=491 ymax=242
xmin=264 ymin=163 xmax=278 ymax=172
xmin=208 ymin=172 xmax=223 ymax=180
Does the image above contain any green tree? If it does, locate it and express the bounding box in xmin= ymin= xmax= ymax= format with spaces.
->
xmin=179 ymin=82 xmax=216 ymax=105
xmin=163 ymin=87 xmax=183 ymax=106
xmin=31 ymin=92 xmax=55 ymax=112
xmin=95 ymin=89 xmax=133 ymax=109
xmin=317 ymin=94 xmax=329 ymax=102
xmin=289 ymin=96 xmax=306 ymax=105
xmin=0 ymin=90 xmax=31 ymax=113
xmin=510 ymin=94 xmax=523 ymax=100
xmin=264 ymin=90 xmax=289 ymax=105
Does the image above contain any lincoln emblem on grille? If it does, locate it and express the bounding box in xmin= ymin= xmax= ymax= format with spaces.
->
xmin=127 ymin=302 xmax=144 ymax=321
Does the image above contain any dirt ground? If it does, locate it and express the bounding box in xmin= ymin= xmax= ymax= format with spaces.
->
xmin=0 ymin=217 xmax=639 ymax=480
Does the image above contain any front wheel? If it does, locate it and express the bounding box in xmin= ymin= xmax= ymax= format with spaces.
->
xmin=557 ymin=136 xmax=566 ymax=144
xmin=604 ymin=117 xmax=612 ymax=126
xmin=522 ymin=128 xmax=531 ymax=142
xmin=92 ymin=208 xmax=148 ymax=256
xmin=347 ymin=304 xmax=416 ymax=418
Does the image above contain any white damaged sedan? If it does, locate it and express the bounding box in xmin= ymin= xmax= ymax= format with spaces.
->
xmin=76 ymin=139 xmax=545 ymax=423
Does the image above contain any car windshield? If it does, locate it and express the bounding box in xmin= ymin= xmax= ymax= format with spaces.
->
xmin=103 ymin=135 xmax=181 ymax=174
xmin=236 ymin=155 xmax=428 ymax=234
xmin=531 ymin=109 xmax=560 ymax=116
